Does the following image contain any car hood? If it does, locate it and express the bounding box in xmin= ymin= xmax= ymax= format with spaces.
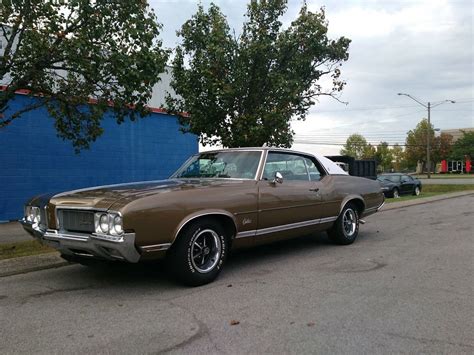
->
xmin=45 ymin=178 xmax=250 ymax=210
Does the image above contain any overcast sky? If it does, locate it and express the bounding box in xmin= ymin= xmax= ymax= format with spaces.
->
xmin=150 ymin=0 xmax=473 ymax=155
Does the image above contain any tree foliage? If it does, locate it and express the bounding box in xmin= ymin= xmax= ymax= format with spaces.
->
xmin=167 ymin=0 xmax=351 ymax=148
xmin=375 ymin=141 xmax=393 ymax=172
xmin=432 ymin=132 xmax=453 ymax=162
xmin=340 ymin=133 xmax=367 ymax=159
xmin=449 ymin=130 xmax=474 ymax=160
xmin=405 ymin=119 xmax=454 ymax=167
xmin=0 ymin=0 xmax=168 ymax=151
xmin=391 ymin=143 xmax=404 ymax=171
xmin=405 ymin=119 xmax=434 ymax=166
xmin=362 ymin=143 xmax=376 ymax=159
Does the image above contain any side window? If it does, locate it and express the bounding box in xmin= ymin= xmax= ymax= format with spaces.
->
xmin=304 ymin=157 xmax=322 ymax=181
xmin=263 ymin=153 xmax=310 ymax=181
xmin=401 ymin=175 xmax=411 ymax=183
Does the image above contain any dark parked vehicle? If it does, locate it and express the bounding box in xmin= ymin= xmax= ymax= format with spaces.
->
xmin=377 ymin=173 xmax=422 ymax=198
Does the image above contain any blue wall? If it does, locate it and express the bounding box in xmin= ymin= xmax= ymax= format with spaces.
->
xmin=0 ymin=94 xmax=198 ymax=220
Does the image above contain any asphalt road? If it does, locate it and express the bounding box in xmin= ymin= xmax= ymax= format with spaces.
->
xmin=1 ymin=195 xmax=473 ymax=354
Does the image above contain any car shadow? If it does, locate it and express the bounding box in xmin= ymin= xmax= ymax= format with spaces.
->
xmin=61 ymin=231 xmax=335 ymax=290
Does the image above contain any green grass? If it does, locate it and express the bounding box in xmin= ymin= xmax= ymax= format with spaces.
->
xmin=0 ymin=240 xmax=55 ymax=260
xmin=386 ymin=184 xmax=474 ymax=203
xmin=423 ymin=184 xmax=474 ymax=192
xmin=413 ymin=174 xmax=474 ymax=179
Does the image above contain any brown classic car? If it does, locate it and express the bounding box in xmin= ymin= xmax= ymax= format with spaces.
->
xmin=21 ymin=148 xmax=384 ymax=285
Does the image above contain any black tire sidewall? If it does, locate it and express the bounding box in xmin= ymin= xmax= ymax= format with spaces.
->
xmin=328 ymin=204 xmax=360 ymax=245
xmin=170 ymin=219 xmax=229 ymax=286
xmin=341 ymin=206 xmax=359 ymax=241
xmin=185 ymin=225 xmax=227 ymax=275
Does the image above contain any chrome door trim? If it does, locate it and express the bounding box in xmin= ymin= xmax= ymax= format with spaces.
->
xmin=320 ymin=216 xmax=338 ymax=224
xmin=235 ymin=230 xmax=256 ymax=238
xmin=235 ymin=215 xmax=338 ymax=239
xmin=257 ymin=150 xmax=269 ymax=181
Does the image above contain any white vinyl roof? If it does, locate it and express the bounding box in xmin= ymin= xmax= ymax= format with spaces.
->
xmin=314 ymin=153 xmax=349 ymax=175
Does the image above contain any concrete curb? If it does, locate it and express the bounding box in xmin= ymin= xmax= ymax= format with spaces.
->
xmin=0 ymin=252 xmax=70 ymax=278
xmin=1 ymin=191 xmax=472 ymax=278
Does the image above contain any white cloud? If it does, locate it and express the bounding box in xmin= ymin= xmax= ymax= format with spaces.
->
xmin=324 ymin=0 xmax=457 ymax=39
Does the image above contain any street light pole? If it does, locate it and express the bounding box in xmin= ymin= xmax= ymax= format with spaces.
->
xmin=427 ymin=102 xmax=431 ymax=178
xmin=397 ymin=93 xmax=455 ymax=178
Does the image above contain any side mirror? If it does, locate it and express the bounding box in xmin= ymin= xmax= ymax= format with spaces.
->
xmin=272 ymin=171 xmax=283 ymax=184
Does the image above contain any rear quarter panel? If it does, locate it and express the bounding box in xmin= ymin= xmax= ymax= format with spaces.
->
xmin=329 ymin=175 xmax=384 ymax=214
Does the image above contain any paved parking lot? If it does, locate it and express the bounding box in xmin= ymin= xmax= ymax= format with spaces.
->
xmin=0 ymin=195 xmax=473 ymax=354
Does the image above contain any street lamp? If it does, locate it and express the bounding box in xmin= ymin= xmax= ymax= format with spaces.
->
xmin=397 ymin=93 xmax=455 ymax=178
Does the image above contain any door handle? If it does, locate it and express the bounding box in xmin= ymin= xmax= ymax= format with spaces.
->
xmin=309 ymin=188 xmax=320 ymax=192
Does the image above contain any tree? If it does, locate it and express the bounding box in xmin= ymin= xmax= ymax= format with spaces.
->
xmin=391 ymin=143 xmax=404 ymax=171
xmin=167 ymin=1 xmax=351 ymax=148
xmin=405 ymin=118 xmax=434 ymax=170
xmin=0 ymin=1 xmax=168 ymax=150
xmin=340 ymin=134 xmax=367 ymax=159
xmin=375 ymin=141 xmax=393 ymax=172
xmin=432 ymin=133 xmax=453 ymax=163
xmin=449 ymin=131 xmax=474 ymax=160
xmin=362 ymin=143 xmax=376 ymax=159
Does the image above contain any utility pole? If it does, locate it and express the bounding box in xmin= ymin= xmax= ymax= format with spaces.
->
xmin=427 ymin=102 xmax=431 ymax=178
xmin=397 ymin=93 xmax=455 ymax=178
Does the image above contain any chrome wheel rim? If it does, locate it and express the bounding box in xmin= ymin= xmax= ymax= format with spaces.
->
xmin=343 ymin=209 xmax=357 ymax=237
xmin=415 ymin=187 xmax=420 ymax=195
xmin=394 ymin=189 xmax=399 ymax=198
xmin=190 ymin=229 xmax=221 ymax=273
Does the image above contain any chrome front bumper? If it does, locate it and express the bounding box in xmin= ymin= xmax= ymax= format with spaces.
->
xmin=20 ymin=219 xmax=141 ymax=263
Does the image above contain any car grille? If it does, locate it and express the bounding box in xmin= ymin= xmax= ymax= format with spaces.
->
xmin=59 ymin=210 xmax=95 ymax=233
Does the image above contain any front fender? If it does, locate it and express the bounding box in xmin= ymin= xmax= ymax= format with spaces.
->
xmin=173 ymin=209 xmax=238 ymax=244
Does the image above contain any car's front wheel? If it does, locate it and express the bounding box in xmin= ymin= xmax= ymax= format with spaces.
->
xmin=167 ymin=218 xmax=229 ymax=286
xmin=328 ymin=203 xmax=360 ymax=245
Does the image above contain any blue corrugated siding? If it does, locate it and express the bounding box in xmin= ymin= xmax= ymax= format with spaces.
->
xmin=0 ymin=94 xmax=198 ymax=220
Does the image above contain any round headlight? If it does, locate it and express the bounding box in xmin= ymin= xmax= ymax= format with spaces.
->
xmin=26 ymin=206 xmax=34 ymax=222
xmin=33 ymin=208 xmax=41 ymax=224
xmin=99 ymin=214 xmax=109 ymax=233
xmin=113 ymin=215 xmax=123 ymax=235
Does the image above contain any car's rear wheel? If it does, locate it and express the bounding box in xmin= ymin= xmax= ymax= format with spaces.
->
xmin=413 ymin=186 xmax=421 ymax=196
xmin=328 ymin=203 xmax=360 ymax=245
xmin=167 ymin=218 xmax=229 ymax=286
xmin=392 ymin=188 xmax=400 ymax=198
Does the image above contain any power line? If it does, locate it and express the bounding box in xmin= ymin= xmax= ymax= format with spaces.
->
xmin=311 ymin=104 xmax=420 ymax=112
xmin=293 ymin=141 xmax=457 ymax=148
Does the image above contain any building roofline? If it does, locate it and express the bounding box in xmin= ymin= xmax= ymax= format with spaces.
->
xmin=0 ymin=85 xmax=184 ymax=116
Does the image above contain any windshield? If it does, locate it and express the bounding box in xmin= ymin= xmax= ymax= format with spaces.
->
xmin=377 ymin=175 xmax=401 ymax=183
xmin=171 ymin=151 xmax=262 ymax=179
